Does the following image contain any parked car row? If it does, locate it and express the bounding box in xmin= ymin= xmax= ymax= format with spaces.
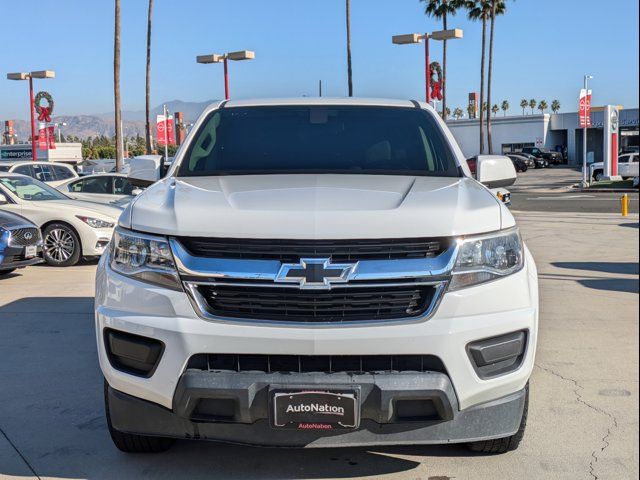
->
xmin=0 ymin=174 xmax=122 ymax=270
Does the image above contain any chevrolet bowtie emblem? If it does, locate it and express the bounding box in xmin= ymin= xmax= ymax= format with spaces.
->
xmin=275 ymin=258 xmax=358 ymax=290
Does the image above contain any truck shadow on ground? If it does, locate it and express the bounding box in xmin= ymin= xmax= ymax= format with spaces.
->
xmin=0 ymin=297 xmax=474 ymax=480
xmin=549 ymin=261 xmax=639 ymax=294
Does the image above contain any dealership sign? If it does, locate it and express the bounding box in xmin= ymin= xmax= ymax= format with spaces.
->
xmin=579 ymin=89 xmax=592 ymax=127
xmin=0 ymin=148 xmax=32 ymax=160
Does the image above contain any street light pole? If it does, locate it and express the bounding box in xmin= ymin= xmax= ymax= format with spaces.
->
xmin=7 ymin=70 xmax=55 ymax=161
xmin=392 ymin=29 xmax=462 ymax=107
xmin=196 ymin=50 xmax=255 ymax=100
xmin=223 ymin=57 xmax=230 ymax=100
xmin=424 ymin=34 xmax=430 ymax=103
xmin=582 ymin=74 xmax=593 ymax=187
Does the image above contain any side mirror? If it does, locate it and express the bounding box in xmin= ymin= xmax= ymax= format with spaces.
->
xmin=127 ymin=155 xmax=163 ymax=187
xmin=476 ymin=155 xmax=517 ymax=188
xmin=131 ymin=188 xmax=143 ymax=196
xmin=0 ymin=193 xmax=8 ymax=205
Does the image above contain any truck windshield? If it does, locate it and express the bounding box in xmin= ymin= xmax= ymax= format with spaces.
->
xmin=178 ymin=106 xmax=460 ymax=177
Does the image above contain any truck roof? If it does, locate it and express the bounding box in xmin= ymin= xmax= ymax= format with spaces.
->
xmin=219 ymin=97 xmax=423 ymax=109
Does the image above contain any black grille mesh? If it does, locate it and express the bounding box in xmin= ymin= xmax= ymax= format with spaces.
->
xmin=177 ymin=237 xmax=446 ymax=262
xmin=9 ymin=228 xmax=41 ymax=246
xmin=187 ymin=353 xmax=446 ymax=374
xmin=196 ymin=283 xmax=435 ymax=323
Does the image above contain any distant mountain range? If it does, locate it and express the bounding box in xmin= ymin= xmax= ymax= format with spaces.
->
xmin=9 ymin=100 xmax=216 ymax=141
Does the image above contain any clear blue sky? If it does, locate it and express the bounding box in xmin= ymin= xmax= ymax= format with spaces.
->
xmin=1 ymin=0 xmax=638 ymax=119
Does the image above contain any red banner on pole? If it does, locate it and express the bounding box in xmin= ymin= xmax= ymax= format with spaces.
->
xmin=156 ymin=115 xmax=175 ymax=146
xmin=38 ymin=128 xmax=48 ymax=150
xmin=579 ymin=89 xmax=592 ymax=128
xmin=47 ymin=126 xmax=56 ymax=150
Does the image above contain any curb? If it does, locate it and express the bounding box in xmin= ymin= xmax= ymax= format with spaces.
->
xmin=571 ymin=188 xmax=638 ymax=193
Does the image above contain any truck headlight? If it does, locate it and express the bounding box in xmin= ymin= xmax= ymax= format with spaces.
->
xmin=449 ymin=228 xmax=524 ymax=290
xmin=110 ymin=227 xmax=181 ymax=290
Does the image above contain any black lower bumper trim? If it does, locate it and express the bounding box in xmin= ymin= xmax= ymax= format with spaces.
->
xmin=107 ymin=374 xmax=527 ymax=447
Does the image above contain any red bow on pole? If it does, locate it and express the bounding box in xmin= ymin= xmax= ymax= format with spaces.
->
xmin=431 ymin=81 xmax=443 ymax=101
xmin=37 ymin=107 xmax=52 ymax=122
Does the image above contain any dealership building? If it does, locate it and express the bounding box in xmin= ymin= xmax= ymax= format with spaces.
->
xmin=448 ymin=107 xmax=639 ymax=165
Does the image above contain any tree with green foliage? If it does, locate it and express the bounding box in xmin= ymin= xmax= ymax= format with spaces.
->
xmin=538 ymin=100 xmax=548 ymax=115
xmin=520 ymin=98 xmax=528 ymax=115
xmin=529 ymin=98 xmax=536 ymax=114
xmin=465 ymin=0 xmax=505 ymax=152
xmin=485 ymin=0 xmax=507 ymax=153
xmin=491 ymin=104 xmax=499 ymax=116
xmin=501 ymin=100 xmax=509 ymax=116
xmin=551 ymin=99 xmax=561 ymax=114
xmin=453 ymin=107 xmax=464 ymax=119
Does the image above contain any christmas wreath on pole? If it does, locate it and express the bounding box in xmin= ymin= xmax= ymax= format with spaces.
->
xmin=429 ymin=62 xmax=443 ymax=101
xmin=35 ymin=91 xmax=54 ymax=122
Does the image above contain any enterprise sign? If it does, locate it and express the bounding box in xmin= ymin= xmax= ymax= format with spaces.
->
xmin=0 ymin=148 xmax=32 ymax=160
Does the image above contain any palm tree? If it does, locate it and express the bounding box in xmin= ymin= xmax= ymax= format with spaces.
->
xmin=453 ymin=107 xmax=464 ymax=119
xmin=485 ymin=0 xmax=507 ymax=153
xmin=501 ymin=100 xmax=509 ymax=116
xmin=529 ymin=99 xmax=536 ymax=115
xmin=346 ymin=0 xmax=353 ymax=96
xmin=491 ymin=104 xmax=499 ymax=117
xmin=145 ymin=0 xmax=154 ymax=154
xmin=466 ymin=0 xmax=491 ymax=153
xmin=551 ymin=99 xmax=561 ymax=114
xmin=520 ymin=98 xmax=528 ymax=115
xmin=467 ymin=104 xmax=476 ymax=118
xmin=445 ymin=106 xmax=451 ymax=118
xmin=114 ymin=0 xmax=123 ymax=172
xmin=482 ymin=101 xmax=488 ymax=113
xmin=422 ymin=0 xmax=463 ymax=120
xmin=538 ymin=100 xmax=548 ymax=115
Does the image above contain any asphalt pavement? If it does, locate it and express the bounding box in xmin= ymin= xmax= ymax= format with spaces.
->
xmin=509 ymin=167 xmax=639 ymax=214
xmin=0 ymin=173 xmax=638 ymax=479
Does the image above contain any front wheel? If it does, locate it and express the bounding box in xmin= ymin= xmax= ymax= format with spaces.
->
xmin=467 ymin=383 xmax=529 ymax=454
xmin=43 ymin=223 xmax=81 ymax=267
xmin=593 ymin=170 xmax=604 ymax=182
xmin=104 ymin=380 xmax=175 ymax=453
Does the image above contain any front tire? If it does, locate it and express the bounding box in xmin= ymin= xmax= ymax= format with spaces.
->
xmin=467 ymin=383 xmax=529 ymax=454
xmin=43 ymin=223 xmax=81 ymax=267
xmin=104 ymin=380 xmax=174 ymax=453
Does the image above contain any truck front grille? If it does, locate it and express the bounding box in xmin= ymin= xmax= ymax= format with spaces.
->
xmin=187 ymin=353 xmax=446 ymax=374
xmin=176 ymin=237 xmax=447 ymax=262
xmin=193 ymin=282 xmax=437 ymax=323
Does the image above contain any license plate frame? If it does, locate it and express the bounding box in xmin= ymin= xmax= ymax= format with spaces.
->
xmin=24 ymin=245 xmax=37 ymax=259
xmin=271 ymin=389 xmax=360 ymax=430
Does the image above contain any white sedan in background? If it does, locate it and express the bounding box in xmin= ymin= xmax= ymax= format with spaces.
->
xmin=0 ymin=161 xmax=79 ymax=187
xmin=55 ymin=173 xmax=138 ymax=205
xmin=0 ymin=173 xmax=121 ymax=267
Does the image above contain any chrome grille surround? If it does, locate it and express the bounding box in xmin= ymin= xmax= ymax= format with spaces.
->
xmin=170 ymin=237 xmax=458 ymax=327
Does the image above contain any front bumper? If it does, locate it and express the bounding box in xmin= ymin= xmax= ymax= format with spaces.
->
xmin=96 ymin=246 xmax=538 ymax=445
xmin=0 ymin=244 xmax=43 ymax=270
xmin=107 ymin=373 xmax=527 ymax=447
xmin=80 ymin=227 xmax=113 ymax=257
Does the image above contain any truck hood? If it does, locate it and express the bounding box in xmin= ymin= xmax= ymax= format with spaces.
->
xmin=123 ymin=174 xmax=507 ymax=238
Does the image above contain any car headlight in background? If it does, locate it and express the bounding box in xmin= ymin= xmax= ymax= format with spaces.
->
xmin=449 ymin=228 xmax=524 ymax=290
xmin=110 ymin=227 xmax=181 ymax=290
xmin=76 ymin=216 xmax=115 ymax=229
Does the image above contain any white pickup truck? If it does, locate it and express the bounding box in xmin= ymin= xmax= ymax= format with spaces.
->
xmin=96 ymin=98 xmax=538 ymax=454
xmin=590 ymin=153 xmax=639 ymax=182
